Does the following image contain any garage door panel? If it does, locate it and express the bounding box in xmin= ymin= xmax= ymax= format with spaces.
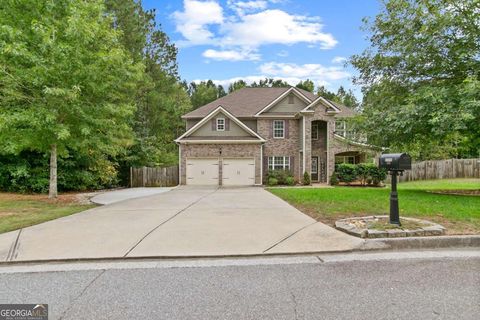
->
xmin=222 ymin=158 xmax=255 ymax=186
xmin=186 ymin=158 xmax=219 ymax=185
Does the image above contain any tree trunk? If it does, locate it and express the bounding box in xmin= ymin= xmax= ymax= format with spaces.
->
xmin=48 ymin=144 xmax=58 ymax=199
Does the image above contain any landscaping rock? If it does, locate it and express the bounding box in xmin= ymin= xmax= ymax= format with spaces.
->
xmin=335 ymin=215 xmax=446 ymax=239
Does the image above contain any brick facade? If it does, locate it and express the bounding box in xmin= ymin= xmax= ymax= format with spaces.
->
xmin=257 ymin=119 xmax=302 ymax=182
xmin=178 ymin=98 xmax=378 ymax=186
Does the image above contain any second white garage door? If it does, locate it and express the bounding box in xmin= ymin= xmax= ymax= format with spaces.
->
xmin=186 ymin=158 xmax=219 ymax=185
xmin=222 ymin=158 xmax=255 ymax=186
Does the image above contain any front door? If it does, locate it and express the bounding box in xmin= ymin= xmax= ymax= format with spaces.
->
xmin=311 ymin=156 xmax=319 ymax=181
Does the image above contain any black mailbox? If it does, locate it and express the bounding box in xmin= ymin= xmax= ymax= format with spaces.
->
xmin=379 ymin=153 xmax=412 ymax=226
xmin=379 ymin=153 xmax=411 ymax=171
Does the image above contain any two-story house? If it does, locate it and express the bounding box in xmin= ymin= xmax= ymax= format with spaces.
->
xmin=175 ymin=86 xmax=379 ymax=186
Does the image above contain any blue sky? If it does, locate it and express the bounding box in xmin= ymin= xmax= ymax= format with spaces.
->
xmin=142 ymin=0 xmax=381 ymax=96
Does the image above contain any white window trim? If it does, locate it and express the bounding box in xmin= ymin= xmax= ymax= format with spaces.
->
xmin=312 ymin=123 xmax=319 ymax=140
xmin=335 ymin=120 xmax=346 ymax=137
xmin=311 ymin=157 xmax=318 ymax=174
xmin=216 ymin=118 xmax=225 ymax=131
xmin=273 ymin=120 xmax=285 ymax=139
xmin=335 ymin=155 xmax=356 ymax=164
xmin=268 ymin=156 xmax=290 ymax=171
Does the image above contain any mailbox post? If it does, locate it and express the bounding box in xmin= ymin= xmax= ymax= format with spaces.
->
xmin=379 ymin=153 xmax=412 ymax=225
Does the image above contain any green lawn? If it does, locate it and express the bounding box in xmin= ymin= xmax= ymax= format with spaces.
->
xmin=269 ymin=179 xmax=480 ymax=234
xmin=0 ymin=193 xmax=96 ymax=234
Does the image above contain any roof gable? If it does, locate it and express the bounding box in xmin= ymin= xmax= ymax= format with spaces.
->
xmin=255 ymin=87 xmax=311 ymax=116
xmin=301 ymin=96 xmax=340 ymax=114
xmin=176 ymin=106 xmax=265 ymax=142
xmin=190 ymin=110 xmax=251 ymax=137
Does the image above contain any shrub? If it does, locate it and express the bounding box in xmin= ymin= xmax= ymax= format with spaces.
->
xmin=285 ymin=176 xmax=295 ymax=186
xmin=356 ymin=163 xmax=378 ymax=186
xmin=336 ymin=163 xmax=357 ymax=184
xmin=267 ymin=170 xmax=293 ymax=185
xmin=303 ymin=171 xmax=310 ymax=185
xmin=330 ymin=172 xmax=339 ymax=186
xmin=268 ymin=177 xmax=278 ymax=186
xmin=371 ymin=167 xmax=387 ymax=186
xmin=333 ymin=162 xmax=387 ymax=186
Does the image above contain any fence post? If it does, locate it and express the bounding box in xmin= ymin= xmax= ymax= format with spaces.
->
xmin=142 ymin=166 xmax=147 ymax=187
xmin=130 ymin=167 xmax=133 ymax=187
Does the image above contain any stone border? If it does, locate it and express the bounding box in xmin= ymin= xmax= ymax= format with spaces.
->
xmin=335 ymin=215 xmax=445 ymax=239
xmin=361 ymin=235 xmax=480 ymax=251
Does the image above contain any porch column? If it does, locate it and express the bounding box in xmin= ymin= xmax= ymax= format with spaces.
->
xmin=326 ymin=118 xmax=336 ymax=185
xmin=304 ymin=114 xmax=313 ymax=180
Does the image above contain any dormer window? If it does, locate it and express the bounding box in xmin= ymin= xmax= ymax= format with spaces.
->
xmin=216 ymin=118 xmax=225 ymax=131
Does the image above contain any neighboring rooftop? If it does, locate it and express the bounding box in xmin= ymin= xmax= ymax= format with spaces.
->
xmin=182 ymin=86 xmax=357 ymax=118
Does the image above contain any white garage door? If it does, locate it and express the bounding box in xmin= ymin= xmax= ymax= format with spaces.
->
xmin=186 ymin=158 xmax=219 ymax=185
xmin=222 ymin=158 xmax=255 ymax=186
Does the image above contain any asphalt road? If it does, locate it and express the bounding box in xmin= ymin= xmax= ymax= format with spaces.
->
xmin=1 ymin=250 xmax=479 ymax=320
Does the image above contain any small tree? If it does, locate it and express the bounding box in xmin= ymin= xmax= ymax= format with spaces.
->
xmin=330 ymin=172 xmax=339 ymax=186
xmin=303 ymin=171 xmax=311 ymax=185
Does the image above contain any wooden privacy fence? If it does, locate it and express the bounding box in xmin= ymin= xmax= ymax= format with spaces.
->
xmin=130 ymin=166 xmax=179 ymax=187
xmin=398 ymin=158 xmax=480 ymax=182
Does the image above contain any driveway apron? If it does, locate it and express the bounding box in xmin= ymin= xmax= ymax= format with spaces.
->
xmin=1 ymin=186 xmax=362 ymax=262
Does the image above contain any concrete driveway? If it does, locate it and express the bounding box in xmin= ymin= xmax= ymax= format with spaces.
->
xmin=0 ymin=186 xmax=362 ymax=262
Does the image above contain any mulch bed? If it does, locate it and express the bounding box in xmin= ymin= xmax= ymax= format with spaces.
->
xmin=429 ymin=189 xmax=480 ymax=196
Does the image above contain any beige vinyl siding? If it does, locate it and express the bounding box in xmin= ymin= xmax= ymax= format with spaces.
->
xmin=190 ymin=111 xmax=251 ymax=137
xmin=241 ymin=119 xmax=257 ymax=132
xmin=186 ymin=119 xmax=200 ymax=130
xmin=264 ymin=94 xmax=307 ymax=114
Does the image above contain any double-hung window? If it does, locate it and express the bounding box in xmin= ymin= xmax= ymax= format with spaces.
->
xmin=273 ymin=120 xmax=285 ymax=138
xmin=216 ymin=118 xmax=225 ymax=131
xmin=335 ymin=120 xmax=346 ymax=137
xmin=268 ymin=156 xmax=290 ymax=171
xmin=312 ymin=123 xmax=318 ymax=140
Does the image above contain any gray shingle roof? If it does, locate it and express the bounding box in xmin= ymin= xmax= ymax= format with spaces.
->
xmin=182 ymin=86 xmax=357 ymax=118
xmin=182 ymin=136 xmax=260 ymax=141
xmin=183 ymin=87 xmax=290 ymax=118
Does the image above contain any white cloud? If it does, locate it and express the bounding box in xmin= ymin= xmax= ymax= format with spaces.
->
xmin=172 ymin=0 xmax=224 ymax=45
xmin=193 ymin=61 xmax=350 ymax=91
xmin=172 ymin=1 xmax=338 ymax=54
xmin=259 ymin=62 xmax=350 ymax=80
xmin=221 ymin=10 xmax=337 ymax=49
xmin=193 ymin=75 xmax=330 ymax=91
xmin=332 ymin=56 xmax=347 ymax=64
xmin=277 ymin=50 xmax=289 ymax=57
xmin=227 ymin=0 xmax=268 ymax=15
xmin=202 ymin=49 xmax=261 ymax=61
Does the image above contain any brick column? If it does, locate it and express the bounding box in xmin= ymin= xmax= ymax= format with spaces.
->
xmin=303 ymin=114 xmax=312 ymax=182
xmin=326 ymin=118 xmax=336 ymax=185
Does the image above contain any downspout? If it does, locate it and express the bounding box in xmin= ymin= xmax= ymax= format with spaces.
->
xmin=260 ymin=143 xmax=263 ymax=185
xmin=326 ymin=121 xmax=330 ymax=184
xmin=302 ymin=115 xmax=306 ymax=175
xmin=178 ymin=142 xmax=181 ymax=186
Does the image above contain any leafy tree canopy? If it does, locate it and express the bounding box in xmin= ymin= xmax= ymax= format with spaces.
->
xmin=188 ymin=80 xmax=226 ymax=109
xmin=228 ymin=80 xmax=247 ymax=93
xmin=0 ymin=0 xmax=144 ymax=196
xmin=351 ymin=0 xmax=480 ymax=159
xmin=296 ymin=79 xmax=315 ymax=92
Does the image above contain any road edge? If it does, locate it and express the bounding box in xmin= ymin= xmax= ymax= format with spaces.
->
xmin=1 ymin=235 xmax=479 ymax=266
